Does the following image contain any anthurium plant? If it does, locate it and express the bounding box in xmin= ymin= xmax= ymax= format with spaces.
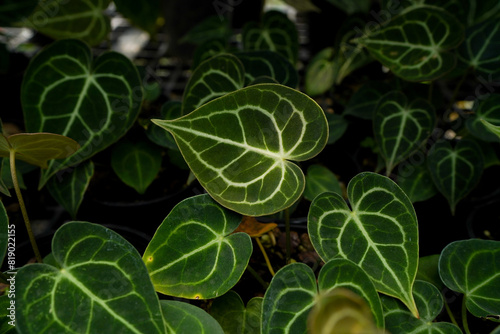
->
xmin=0 ymin=0 xmax=499 ymax=333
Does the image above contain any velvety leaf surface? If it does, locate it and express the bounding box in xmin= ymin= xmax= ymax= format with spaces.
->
xmin=343 ymin=81 xmax=393 ymax=120
xmin=113 ymin=0 xmax=160 ymax=35
xmin=0 ymin=0 xmax=37 ymax=26
xmin=16 ymin=221 xmax=165 ymax=334
xmin=25 ymin=0 xmax=111 ymax=46
xmin=0 ymin=133 xmax=80 ymax=169
xmin=47 ymin=160 xmax=94 ymax=218
xmin=427 ymin=139 xmax=484 ymax=214
xmin=143 ymin=194 xmax=252 ymax=299
xmin=374 ymin=91 xmax=436 ymax=174
xmin=210 ymin=290 xmax=262 ymax=334
xmin=466 ymin=94 xmax=500 ymax=142
xmin=357 ymin=7 xmax=464 ymax=81
xmin=308 ymin=172 xmax=419 ymax=317
xmin=182 ymin=53 xmax=244 ymax=114
xmin=397 ymin=162 xmax=437 ymax=203
xmin=161 ymin=300 xmax=224 ymax=334
xmin=304 ymin=164 xmax=342 ymax=201
xmin=21 ymin=39 xmax=143 ymax=188
xmin=439 ymin=239 xmax=500 ymax=319
xmin=153 ymin=84 xmax=328 ymax=216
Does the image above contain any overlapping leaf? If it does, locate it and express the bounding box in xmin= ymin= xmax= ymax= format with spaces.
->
xmin=356 ymin=6 xmax=464 ymax=81
xmin=143 ymin=194 xmax=252 ymax=299
xmin=439 ymin=239 xmax=500 ymax=320
xmin=427 ymin=139 xmax=484 ymax=214
xmin=153 ymin=83 xmax=328 ymax=216
xmin=16 ymin=221 xmax=165 ymax=334
xmin=113 ymin=0 xmax=160 ymax=35
xmin=0 ymin=0 xmax=37 ymax=26
xmin=327 ymin=0 xmax=370 ymax=14
xmin=210 ymin=291 xmax=262 ymax=334
xmin=161 ymin=300 xmax=224 ymax=334
xmin=304 ymin=164 xmax=342 ymax=201
xmin=344 ymin=81 xmax=392 ymax=120
xmin=308 ymin=172 xmax=419 ymax=317
xmin=397 ymin=162 xmax=437 ymax=203
xmin=466 ymin=94 xmax=500 ymax=142
xmin=21 ymin=39 xmax=143 ymax=188
xmin=374 ymin=91 xmax=436 ymax=174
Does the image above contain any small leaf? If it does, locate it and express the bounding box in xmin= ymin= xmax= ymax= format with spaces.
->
xmin=180 ymin=15 xmax=232 ymax=45
xmin=397 ymin=162 xmax=437 ymax=203
xmin=161 ymin=300 xmax=224 ymax=334
xmin=143 ymin=194 xmax=252 ymax=299
xmin=466 ymin=94 xmax=500 ymax=142
xmin=344 ymin=81 xmax=393 ymax=120
xmin=111 ymin=139 xmax=163 ymax=195
xmin=16 ymin=221 xmax=165 ymax=333
xmin=304 ymin=164 xmax=342 ymax=201
xmin=304 ymin=47 xmax=336 ymax=96
xmin=146 ymin=101 xmax=183 ymax=150
xmin=233 ymin=216 xmax=277 ymax=237
xmin=427 ymin=139 xmax=484 ymax=214
xmin=0 ymin=133 xmax=79 ymax=169
xmin=416 ymin=254 xmax=445 ymax=291
xmin=113 ymin=0 xmax=161 ymax=35
xmin=308 ymin=172 xmax=419 ymax=317
xmin=210 ymin=290 xmax=263 ymax=334
xmin=0 ymin=0 xmax=38 ymax=26
xmin=439 ymin=239 xmax=500 ymax=319
xmin=153 ymin=83 xmax=328 ymax=216
xmin=326 ymin=113 xmax=349 ymax=144
xmin=46 ymin=160 xmax=94 ymax=218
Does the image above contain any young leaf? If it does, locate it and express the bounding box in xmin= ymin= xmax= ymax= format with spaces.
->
xmin=161 ymin=300 xmax=224 ymax=334
xmin=24 ymin=0 xmax=111 ymax=46
xmin=47 ymin=160 xmax=94 ymax=218
xmin=439 ymin=239 xmax=500 ymax=320
xmin=21 ymin=39 xmax=143 ymax=188
xmin=16 ymin=221 xmax=165 ymax=334
xmin=143 ymin=194 xmax=252 ymax=299
xmin=153 ymin=83 xmax=328 ymax=217
xmin=304 ymin=47 xmax=336 ymax=96
xmin=308 ymin=172 xmax=419 ymax=317
xmin=427 ymin=139 xmax=484 ymax=214
xmin=182 ymin=53 xmax=245 ymax=114
xmin=209 ymin=291 xmax=263 ymax=334
xmin=374 ymin=91 xmax=436 ymax=175
xmin=304 ymin=164 xmax=342 ymax=201
xmin=356 ymin=7 xmax=465 ymax=81
xmin=466 ymin=94 xmax=500 ymax=142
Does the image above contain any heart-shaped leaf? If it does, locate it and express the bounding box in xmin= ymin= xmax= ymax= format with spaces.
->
xmin=439 ymin=239 xmax=500 ymax=320
xmin=0 ymin=133 xmax=79 ymax=169
xmin=209 ymin=290 xmax=262 ymax=334
xmin=16 ymin=221 xmax=165 ymax=334
xmin=356 ymin=7 xmax=465 ymax=81
xmin=182 ymin=53 xmax=245 ymax=115
xmin=152 ymin=83 xmax=328 ymax=216
xmin=143 ymin=194 xmax=252 ymax=299
xmin=161 ymin=300 xmax=224 ymax=334
xmin=146 ymin=101 xmax=183 ymax=150
xmin=427 ymin=139 xmax=484 ymax=214
xmin=374 ymin=91 xmax=436 ymax=174
xmin=304 ymin=164 xmax=342 ymax=201
xmin=466 ymin=94 xmax=500 ymax=142
xmin=308 ymin=172 xmax=419 ymax=317
xmin=192 ymin=39 xmax=228 ymax=69
xmin=304 ymin=47 xmax=336 ymax=96
xmin=24 ymin=0 xmax=111 ymax=46
xmin=21 ymin=39 xmax=143 ymax=188
xmin=344 ymin=81 xmax=393 ymax=120
xmin=47 ymin=160 xmax=94 ymax=218
xmin=397 ymin=162 xmax=437 ymax=203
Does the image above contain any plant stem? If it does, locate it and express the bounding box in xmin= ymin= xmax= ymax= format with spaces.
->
xmin=284 ymin=208 xmax=291 ymax=264
xmin=246 ymin=264 xmax=268 ymax=290
xmin=462 ymin=296 xmax=471 ymax=334
xmin=9 ymin=150 xmax=43 ymax=263
xmin=255 ymin=237 xmax=275 ymax=276
xmin=444 ymin=302 xmax=459 ymax=328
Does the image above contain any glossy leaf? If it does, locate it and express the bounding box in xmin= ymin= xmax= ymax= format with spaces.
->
xmin=21 ymin=39 xmax=143 ymax=188
xmin=161 ymin=300 xmax=224 ymax=334
xmin=439 ymin=239 xmax=500 ymax=319
xmin=233 ymin=216 xmax=277 ymax=237
xmin=466 ymin=94 xmax=500 ymax=142
xmin=16 ymin=221 xmax=165 ymax=334
xmin=182 ymin=53 xmax=244 ymax=114
xmin=153 ymin=83 xmax=328 ymax=216
xmin=308 ymin=172 xmax=419 ymax=317
xmin=427 ymin=139 xmax=484 ymax=214
xmin=210 ymin=291 xmax=262 ymax=334
xmin=0 ymin=0 xmax=37 ymax=26
xmin=111 ymin=139 xmax=162 ymax=195
xmin=47 ymin=160 xmax=94 ymax=218
xmin=356 ymin=7 xmax=464 ymax=81
xmin=242 ymin=11 xmax=299 ymax=65
xmin=25 ymin=0 xmax=111 ymax=46
xmin=344 ymin=81 xmax=393 ymax=120
xmin=382 ymin=280 xmax=462 ymax=334
xmin=374 ymin=91 xmax=436 ymax=174
xmin=143 ymin=194 xmax=252 ymax=299
xmin=0 ymin=133 xmax=79 ymax=169
xmin=304 ymin=164 xmax=342 ymax=201
xmin=234 ymin=51 xmax=298 ymax=88
xmin=113 ymin=0 xmax=160 ymax=35
xmin=397 ymin=162 xmax=437 ymax=203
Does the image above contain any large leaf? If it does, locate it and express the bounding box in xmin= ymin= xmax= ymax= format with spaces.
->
xmin=161 ymin=300 xmax=224 ymax=334
xmin=21 ymin=39 xmax=143 ymax=188
xmin=466 ymin=94 xmax=500 ymax=142
xmin=113 ymin=0 xmax=160 ymax=35
xmin=374 ymin=91 xmax=436 ymax=175
xmin=210 ymin=291 xmax=263 ymax=334
xmin=182 ymin=53 xmax=245 ymax=115
xmin=24 ymin=0 xmax=111 ymax=46
xmin=427 ymin=139 xmax=484 ymax=214
xmin=152 ymin=83 xmax=328 ymax=216
xmin=308 ymin=172 xmax=419 ymax=317
xmin=16 ymin=221 xmax=165 ymax=334
xmin=356 ymin=6 xmax=465 ymax=81
xmin=143 ymin=194 xmax=252 ymax=299
xmin=0 ymin=0 xmax=38 ymax=26
xmin=439 ymin=239 xmax=500 ymax=320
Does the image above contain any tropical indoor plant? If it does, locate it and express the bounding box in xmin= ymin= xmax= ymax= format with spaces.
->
xmin=0 ymin=0 xmax=499 ymax=333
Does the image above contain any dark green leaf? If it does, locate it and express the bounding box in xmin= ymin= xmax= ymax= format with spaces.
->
xmin=146 ymin=101 xmax=183 ymax=150
xmin=344 ymin=81 xmax=393 ymax=120
xmin=482 ymin=118 xmax=500 ymax=140
xmin=113 ymin=0 xmax=161 ymax=35
xmin=0 ymin=0 xmax=38 ymax=26
xmin=180 ymin=15 xmax=232 ymax=45
xmin=161 ymin=300 xmax=224 ymax=334
xmin=210 ymin=291 xmax=262 ymax=334
xmin=416 ymin=254 xmax=445 ymax=291
xmin=326 ymin=0 xmax=370 ymax=14
xmin=326 ymin=113 xmax=348 ymax=144
xmin=192 ymin=39 xmax=228 ymax=69
xmin=466 ymin=94 xmax=500 ymax=142
xmin=304 ymin=164 xmax=342 ymax=201
xmin=397 ymin=162 xmax=437 ymax=203
xmin=463 ymin=0 xmax=500 ymax=26
xmin=0 ymin=200 xmax=8 ymax=265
